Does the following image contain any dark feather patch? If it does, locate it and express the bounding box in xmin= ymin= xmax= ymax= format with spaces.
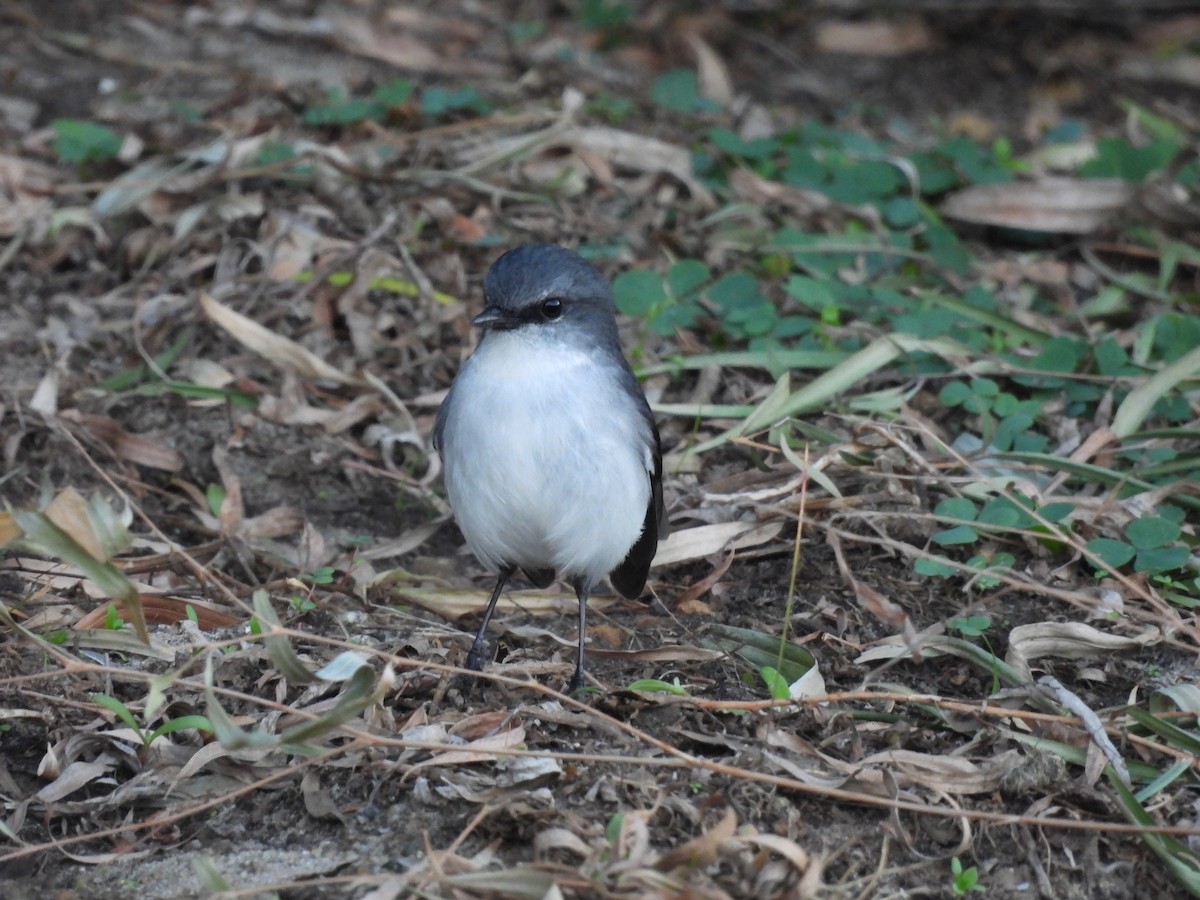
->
xmin=522 ymin=566 xmax=557 ymax=589
xmin=609 ymin=422 xmax=665 ymax=599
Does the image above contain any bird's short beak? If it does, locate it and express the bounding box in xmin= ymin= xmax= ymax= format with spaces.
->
xmin=472 ymin=306 xmax=515 ymax=330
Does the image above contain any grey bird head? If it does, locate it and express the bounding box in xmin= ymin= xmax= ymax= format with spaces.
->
xmin=471 ymin=244 xmax=618 ymax=336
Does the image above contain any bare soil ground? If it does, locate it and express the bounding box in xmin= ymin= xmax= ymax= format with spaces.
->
xmin=1 ymin=2 xmax=1198 ymax=898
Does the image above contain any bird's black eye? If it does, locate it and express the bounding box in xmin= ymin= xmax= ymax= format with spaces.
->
xmin=540 ymin=297 xmax=564 ymax=320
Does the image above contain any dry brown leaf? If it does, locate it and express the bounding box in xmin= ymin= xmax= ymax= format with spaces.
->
xmin=829 ymin=531 xmax=909 ymax=631
xmin=217 ymin=475 xmax=244 ymax=537
xmin=815 ymin=17 xmax=936 ymax=56
xmin=0 ymin=152 xmax=58 ymax=237
xmin=684 ymin=32 xmax=734 ymax=106
xmin=418 ymin=724 xmax=526 ymax=768
xmin=200 ymin=292 xmax=355 ymax=384
xmin=1006 ymin=622 xmax=1157 ymax=682
xmin=301 ymin=771 xmax=347 ymax=822
xmin=533 ymin=827 xmax=591 ymax=859
xmin=45 ymin=487 xmax=106 ymax=562
xmin=35 ymin=760 xmax=112 ymax=803
xmin=325 ymin=6 xmax=501 ymax=77
xmin=856 ymin=748 xmax=1023 ymax=795
xmin=239 ymin=506 xmax=306 ymax=539
xmin=655 ymin=807 xmax=737 ymax=871
xmin=740 ymin=833 xmax=813 ymax=879
xmin=75 ymin=594 xmax=239 ymax=630
xmin=672 ymin=544 xmax=734 ymax=610
xmin=58 ymin=410 xmax=185 ymax=471
xmin=940 ymin=177 xmax=1135 ymax=234
xmin=392 ymin=585 xmax=615 ymax=620
xmin=322 ymin=394 xmax=386 ymax=434
xmin=449 ymin=710 xmax=512 ymax=741
xmin=728 ymin=168 xmax=831 ymax=219
xmin=558 ymin=126 xmax=715 ymax=208
xmin=590 ymin=644 xmax=723 ymax=664
xmin=0 ymin=511 xmax=21 ymax=547
xmin=653 ymin=521 xmax=781 ymax=567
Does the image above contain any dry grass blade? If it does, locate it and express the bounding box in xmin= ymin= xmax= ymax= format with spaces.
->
xmin=199 ymin=292 xmax=355 ymax=385
xmin=1111 ymin=343 xmax=1200 ymax=439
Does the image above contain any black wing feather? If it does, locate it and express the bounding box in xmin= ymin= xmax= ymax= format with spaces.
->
xmin=609 ymin=421 xmax=665 ymax=599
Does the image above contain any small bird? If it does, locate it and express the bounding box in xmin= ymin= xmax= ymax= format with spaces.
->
xmin=434 ymin=244 xmax=665 ymax=692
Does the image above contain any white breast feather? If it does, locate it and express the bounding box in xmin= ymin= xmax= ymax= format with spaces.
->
xmin=440 ymin=329 xmax=652 ymax=586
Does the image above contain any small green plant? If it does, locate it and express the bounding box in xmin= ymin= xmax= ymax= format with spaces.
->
xmin=576 ymin=0 xmax=632 ymax=47
xmin=650 ymin=69 xmax=721 ymax=114
xmin=104 ymin=603 xmax=125 ymax=631
xmin=205 ymin=484 xmax=225 ymax=517
xmin=589 ymin=93 xmax=633 ymax=124
xmin=419 ymin=85 xmax=490 ymax=119
xmin=605 ymin=812 xmax=623 ymax=845
xmin=51 ymin=119 xmax=121 ymax=165
xmin=302 ymin=78 xmax=414 ymax=126
xmin=916 ymin=495 xmax=1074 ymax=586
xmin=288 ymin=594 xmax=317 ymax=614
xmin=300 ymin=566 xmax=336 ymax=586
xmin=93 ymin=693 xmax=212 ymax=750
xmin=627 ymin=677 xmax=688 ymax=695
xmin=951 ymin=856 xmax=983 ymax=895
xmin=947 ymin=615 xmax=991 ymax=639
xmin=759 ymin=665 xmax=790 ymax=701
xmin=1086 ymin=514 xmax=1190 ymax=578
xmin=507 ymin=21 xmax=544 ymax=43
xmin=938 ymin=377 xmax=1047 ymax=452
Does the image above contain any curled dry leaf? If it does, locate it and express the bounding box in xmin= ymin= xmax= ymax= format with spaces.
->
xmin=940 ymin=177 xmax=1135 ymax=234
xmin=58 ymin=410 xmax=185 ymax=471
xmin=740 ymin=833 xmax=813 ymax=881
xmin=466 ymin=125 xmax=716 ymax=209
xmin=533 ymin=827 xmax=591 ymax=860
xmin=829 ymin=530 xmax=910 ymax=633
xmin=1006 ymin=621 xmax=1157 ymax=682
xmin=416 ymin=723 xmax=526 ymax=768
xmin=653 ymin=521 xmax=782 ymax=568
xmin=1037 ymin=675 xmax=1131 ymax=787
xmin=239 ymin=506 xmax=306 ymax=539
xmin=75 ymin=594 xmax=240 ymax=629
xmin=788 ymin=662 xmax=826 ymax=701
xmin=35 ymin=760 xmax=112 ymax=803
xmin=0 ymin=152 xmax=58 ymax=237
xmin=45 ymin=487 xmax=112 ymax=562
xmin=655 ymin=807 xmax=737 ymax=871
xmin=856 ymin=748 xmax=1025 ymax=795
xmin=728 ymin=168 xmax=832 ymax=219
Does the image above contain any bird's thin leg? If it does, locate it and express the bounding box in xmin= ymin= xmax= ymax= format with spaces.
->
xmin=465 ymin=566 xmax=514 ymax=672
xmin=568 ymin=576 xmax=590 ymax=694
